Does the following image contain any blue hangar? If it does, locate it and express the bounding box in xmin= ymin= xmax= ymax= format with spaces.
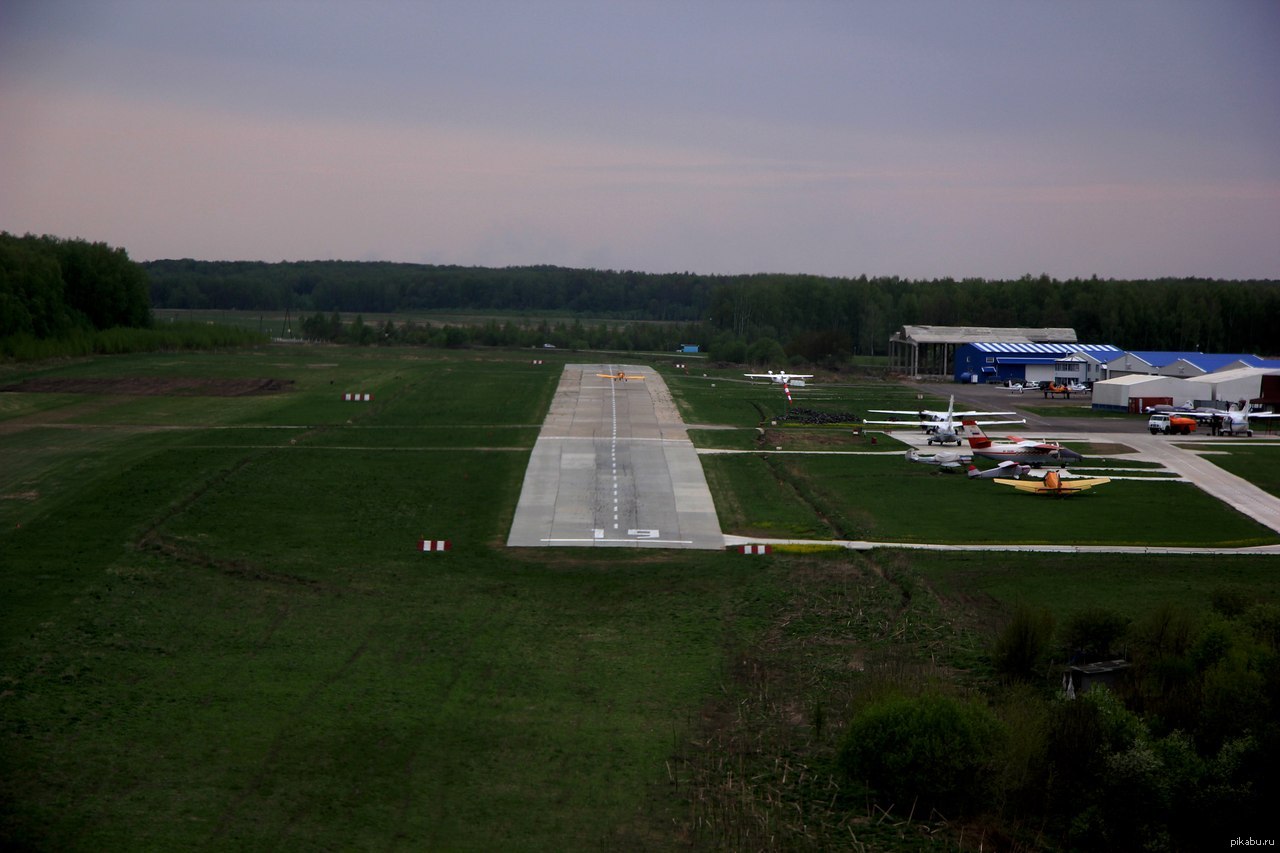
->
xmin=888 ymin=326 xmax=1121 ymax=384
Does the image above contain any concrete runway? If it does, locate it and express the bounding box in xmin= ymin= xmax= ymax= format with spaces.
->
xmin=507 ymin=364 xmax=724 ymax=549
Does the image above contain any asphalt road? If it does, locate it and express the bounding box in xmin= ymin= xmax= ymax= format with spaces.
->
xmin=506 ymin=363 xmax=723 ymax=549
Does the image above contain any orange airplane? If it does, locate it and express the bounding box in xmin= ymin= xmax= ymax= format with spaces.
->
xmin=596 ymin=370 xmax=645 ymax=381
xmin=993 ymin=469 xmax=1110 ymax=496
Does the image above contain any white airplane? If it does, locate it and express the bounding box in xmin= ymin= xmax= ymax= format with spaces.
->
xmin=1148 ymin=402 xmax=1280 ymax=437
xmin=864 ymin=395 xmax=1025 ymax=446
xmin=966 ymin=460 xmax=1033 ymax=480
xmin=743 ymin=370 xmax=813 ymax=387
xmin=904 ymin=448 xmax=972 ymax=471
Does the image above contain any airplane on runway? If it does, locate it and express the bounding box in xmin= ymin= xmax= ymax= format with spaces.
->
xmin=597 ymin=370 xmax=645 ymax=381
xmin=904 ymin=448 xmax=972 ymax=471
xmin=864 ymin=396 xmax=1025 ymax=446
xmin=967 ymin=460 xmax=1033 ymax=480
xmin=1147 ymin=402 xmax=1280 ymax=437
xmin=962 ymin=419 xmax=1083 ymax=467
xmin=993 ymin=469 xmax=1110 ymax=496
xmin=744 ymin=370 xmax=813 ymax=387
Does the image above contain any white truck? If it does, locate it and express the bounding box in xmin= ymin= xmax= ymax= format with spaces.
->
xmin=1147 ymin=412 xmax=1196 ymax=435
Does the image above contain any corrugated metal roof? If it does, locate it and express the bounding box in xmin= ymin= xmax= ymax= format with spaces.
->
xmin=895 ymin=325 xmax=1078 ymax=344
xmin=970 ymin=342 xmax=1121 ymax=355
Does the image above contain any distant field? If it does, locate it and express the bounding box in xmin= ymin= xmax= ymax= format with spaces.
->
xmin=2 ymin=345 xmax=1277 ymax=850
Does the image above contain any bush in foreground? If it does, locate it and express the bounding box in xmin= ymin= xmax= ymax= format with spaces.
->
xmin=837 ymin=692 xmax=1003 ymax=817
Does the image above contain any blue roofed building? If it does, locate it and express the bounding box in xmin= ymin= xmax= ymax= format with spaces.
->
xmin=953 ymin=342 xmax=1122 ymax=385
xmin=1103 ymin=351 xmax=1280 ymax=378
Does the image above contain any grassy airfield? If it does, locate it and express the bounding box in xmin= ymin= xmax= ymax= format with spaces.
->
xmin=2 ymin=346 xmax=1279 ymax=850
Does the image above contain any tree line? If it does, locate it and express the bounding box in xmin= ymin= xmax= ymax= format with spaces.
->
xmin=6 ymin=238 xmax=1278 ymax=362
xmin=148 ymin=259 xmax=1280 ymax=359
xmin=1 ymin=233 xmax=152 ymax=339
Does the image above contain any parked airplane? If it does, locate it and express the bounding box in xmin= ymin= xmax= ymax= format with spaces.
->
xmin=904 ymin=449 xmax=972 ymax=470
xmin=865 ymin=396 xmax=1025 ymax=446
xmin=967 ymin=460 xmax=1033 ymax=480
xmin=962 ymin=419 xmax=1083 ymax=467
xmin=744 ymin=370 xmax=813 ymax=387
xmin=1148 ymin=403 xmax=1280 ymax=437
xmin=993 ymin=469 xmax=1110 ymax=496
xmin=597 ymin=370 xmax=645 ymax=381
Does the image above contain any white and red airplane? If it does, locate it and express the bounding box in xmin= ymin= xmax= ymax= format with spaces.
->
xmin=961 ymin=419 xmax=1083 ymax=467
xmin=743 ymin=370 xmax=813 ymax=387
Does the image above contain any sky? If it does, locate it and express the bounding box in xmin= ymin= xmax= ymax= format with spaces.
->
xmin=2 ymin=1 xmax=1278 ymax=279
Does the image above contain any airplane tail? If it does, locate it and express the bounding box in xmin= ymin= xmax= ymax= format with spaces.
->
xmin=961 ymin=419 xmax=992 ymax=449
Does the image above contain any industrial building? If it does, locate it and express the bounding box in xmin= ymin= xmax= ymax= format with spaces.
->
xmin=887 ymin=325 xmax=1120 ymax=384
xmin=1092 ymin=366 xmax=1280 ymax=414
xmin=887 ymin=327 xmax=1280 ymax=416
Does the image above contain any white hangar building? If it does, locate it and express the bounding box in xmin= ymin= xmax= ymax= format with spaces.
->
xmin=1092 ymin=366 xmax=1280 ymax=413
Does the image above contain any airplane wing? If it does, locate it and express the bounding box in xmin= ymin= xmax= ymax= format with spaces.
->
xmin=1058 ymin=477 xmax=1111 ymax=491
xmin=863 ymin=419 xmax=937 ymax=428
xmin=993 ymin=476 xmax=1110 ymax=494
xmin=953 ymin=410 xmax=1017 ymax=417
xmin=992 ymin=478 xmax=1048 ymax=493
xmin=968 ymin=418 xmax=1026 ymax=427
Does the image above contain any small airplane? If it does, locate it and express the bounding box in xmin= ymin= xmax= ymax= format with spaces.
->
xmin=1147 ymin=402 xmax=1279 ymax=437
xmin=962 ymin=419 xmax=1083 ymax=467
xmin=966 ymin=460 xmax=1032 ymax=480
xmin=743 ymin=370 xmax=813 ymax=387
xmin=993 ymin=469 xmax=1110 ymax=496
xmin=596 ymin=370 xmax=645 ymax=381
xmin=865 ymin=395 xmax=1025 ymax=446
xmin=904 ymin=448 xmax=972 ymax=470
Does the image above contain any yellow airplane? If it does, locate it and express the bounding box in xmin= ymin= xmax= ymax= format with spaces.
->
xmin=992 ymin=469 xmax=1110 ymax=496
xmin=596 ymin=370 xmax=645 ymax=381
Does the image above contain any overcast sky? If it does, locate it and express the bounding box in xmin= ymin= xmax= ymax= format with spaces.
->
xmin=3 ymin=1 xmax=1278 ymax=279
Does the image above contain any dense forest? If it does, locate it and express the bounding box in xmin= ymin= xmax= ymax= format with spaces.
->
xmin=1 ymin=233 xmax=151 ymax=338
xmin=5 ymin=237 xmax=1279 ymax=362
xmin=146 ymin=259 xmax=1280 ymax=358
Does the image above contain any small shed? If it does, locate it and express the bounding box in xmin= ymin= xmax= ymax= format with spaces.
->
xmin=1063 ymin=660 xmax=1131 ymax=698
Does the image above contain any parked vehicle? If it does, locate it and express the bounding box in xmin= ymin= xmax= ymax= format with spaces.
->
xmin=1148 ymin=412 xmax=1196 ymax=435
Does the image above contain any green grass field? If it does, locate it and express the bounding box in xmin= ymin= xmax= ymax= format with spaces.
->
xmin=3 ymin=345 xmax=1278 ymax=850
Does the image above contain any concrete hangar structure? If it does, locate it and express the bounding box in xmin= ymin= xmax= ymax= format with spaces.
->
xmin=887 ymin=325 xmax=1120 ymax=385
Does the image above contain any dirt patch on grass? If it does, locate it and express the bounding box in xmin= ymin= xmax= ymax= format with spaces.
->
xmin=1 ymin=377 xmax=295 ymax=396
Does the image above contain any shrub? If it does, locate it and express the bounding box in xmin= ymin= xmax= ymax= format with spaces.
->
xmin=1061 ymin=607 xmax=1130 ymax=662
xmin=837 ymin=693 xmax=1004 ymax=816
xmin=993 ymin=603 xmax=1054 ymax=682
